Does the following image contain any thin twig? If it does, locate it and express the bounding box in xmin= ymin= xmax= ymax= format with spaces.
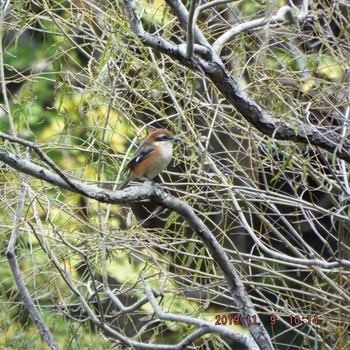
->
xmin=0 ymin=0 xmax=17 ymax=139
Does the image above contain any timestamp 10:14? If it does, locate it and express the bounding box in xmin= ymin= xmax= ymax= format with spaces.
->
xmin=287 ymin=315 xmax=319 ymax=325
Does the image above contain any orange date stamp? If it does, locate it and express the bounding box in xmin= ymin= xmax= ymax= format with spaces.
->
xmin=215 ymin=314 xmax=319 ymax=326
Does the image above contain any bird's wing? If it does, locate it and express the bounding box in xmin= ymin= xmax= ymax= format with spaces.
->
xmin=123 ymin=143 xmax=155 ymax=172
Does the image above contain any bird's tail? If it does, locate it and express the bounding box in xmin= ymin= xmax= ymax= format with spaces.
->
xmin=117 ymin=173 xmax=130 ymax=190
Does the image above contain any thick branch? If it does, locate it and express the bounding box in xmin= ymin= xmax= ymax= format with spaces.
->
xmin=0 ymin=146 xmax=264 ymax=348
xmin=198 ymin=59 xmax=350 ymax=162
xmin=123 ymin=0 xmax=350 ymax=163
xmin=165 ymin=0 xmax=209 ymax=46
xmin=144 ymin=284 xmax=259 ymax=350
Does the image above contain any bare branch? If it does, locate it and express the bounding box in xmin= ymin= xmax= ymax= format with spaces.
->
xmin=165 ymin=0 xmax=209 ymax=46
xmin=213 ymin=6 xmax=295 ymax=54
xmin=0 ymin=131 xmax=87 ymax=194
xmin=0 ymin=144 xmax=273 ymax=349
xmin=6 ymin=154 xmax=59 ymax=350
xmin=122 ymin=0 xmax=350 ymax=163
xmin=144 ymin=283 xmax=260 ymax=350
xmin=2 ymin=1 xmax=350 ymax=348
xmin=186 ymin=0 xmax=197 ymax=58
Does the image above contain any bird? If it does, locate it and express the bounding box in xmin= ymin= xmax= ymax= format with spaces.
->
xmin=118 ymin=128 xmax=180 ymax=190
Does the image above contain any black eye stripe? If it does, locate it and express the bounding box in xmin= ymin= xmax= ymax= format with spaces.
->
xmin=155 ymin=135 xmax=168 ymax=141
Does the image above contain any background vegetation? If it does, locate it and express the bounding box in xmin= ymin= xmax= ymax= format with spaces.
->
xmin=0 ymin=0 xmax=349 ymax=349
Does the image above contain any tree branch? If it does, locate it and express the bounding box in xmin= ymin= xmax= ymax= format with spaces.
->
xmin=0 ymin=145 xmax=271 ymax=349
xmin=6 ymin=154 xmax=59 ymax=350
xmin=144 ymin=284 xmax=260 ymax=350
xmin=0 ymin=130 xmax=87 ymax=194
xmin=122 ymin=0 xmax=350 ymax=163
xmin=213 ymin=6 xmax=295 ymax=54
xmin=186 ymin=0 xmax=197 ymax=58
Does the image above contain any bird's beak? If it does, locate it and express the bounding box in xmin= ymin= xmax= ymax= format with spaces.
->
xmin=172 ymin=136 xmax=181 ymax=143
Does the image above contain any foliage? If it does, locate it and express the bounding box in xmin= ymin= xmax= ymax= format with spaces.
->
xmin=0 ymin=0 xmax=349 ymax=349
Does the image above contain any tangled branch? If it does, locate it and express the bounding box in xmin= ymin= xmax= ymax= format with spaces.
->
xmin=123 ymin=0 xmax=350 ymax=163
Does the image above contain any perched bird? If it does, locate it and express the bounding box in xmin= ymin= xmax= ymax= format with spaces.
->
xmin=118 ymin=129 xmax=180 ymax=190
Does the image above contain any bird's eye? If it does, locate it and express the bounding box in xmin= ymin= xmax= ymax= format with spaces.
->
xmin=157 ymin=135 xmax=168 ymax=141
